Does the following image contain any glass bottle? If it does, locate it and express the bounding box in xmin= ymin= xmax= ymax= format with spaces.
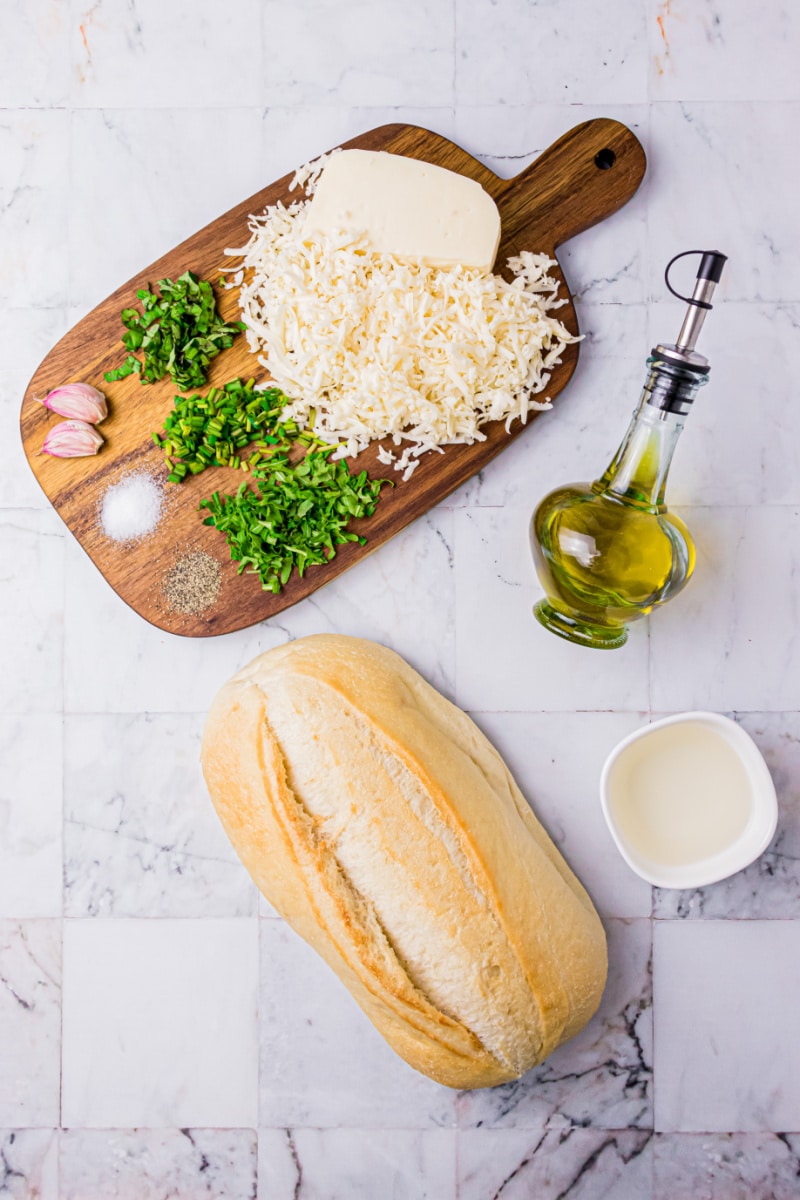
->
xmin=530 ymin=250 xmax=727 ymax=650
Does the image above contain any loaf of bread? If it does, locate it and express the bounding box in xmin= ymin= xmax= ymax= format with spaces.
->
xmin=201 ymin=634 xmax=606 ymax=1089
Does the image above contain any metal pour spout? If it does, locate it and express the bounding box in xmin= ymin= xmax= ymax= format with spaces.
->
xmin=675 ymin=250 xmax=728 ymax=354
xmin=651 ymin=249 xmax=728 ymax=378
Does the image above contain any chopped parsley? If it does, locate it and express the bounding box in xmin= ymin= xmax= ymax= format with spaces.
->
xmin=200 ymin=450 xmax=389 ymax=593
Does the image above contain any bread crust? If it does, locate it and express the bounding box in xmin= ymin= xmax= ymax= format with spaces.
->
xmin=201 ymin=634 xmax=607 ymax=1089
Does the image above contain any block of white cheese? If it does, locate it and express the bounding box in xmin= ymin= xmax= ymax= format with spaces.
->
xmin=304 ymin=149 xmax=501 ymax=272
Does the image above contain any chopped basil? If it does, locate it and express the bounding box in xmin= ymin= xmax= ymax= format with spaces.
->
xmin=104 ymin=271 xmax=241 ymax=391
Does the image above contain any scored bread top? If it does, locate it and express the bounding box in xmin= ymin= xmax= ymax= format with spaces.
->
xmin=201 ymin=634 xmax=607 ymax=1089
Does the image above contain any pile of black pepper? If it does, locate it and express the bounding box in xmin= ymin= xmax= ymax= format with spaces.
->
xmin=162 ymin=550 xmax=222 ymax=616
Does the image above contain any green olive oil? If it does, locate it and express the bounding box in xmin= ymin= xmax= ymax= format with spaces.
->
xmin=530 ymin=250 xmax=727 ymax=649
xmin=532 ymin=365 xmax=700 ymax=648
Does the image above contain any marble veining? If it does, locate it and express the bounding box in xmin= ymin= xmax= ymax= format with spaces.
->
xmin=0 ymin=921 xmax=61 ymax=1127
xmin=647 ymin=102 xmax=800 ymax=303
xmin=654 ymin=712 xmax=800 ymax=919
xmin=457 ymin=1128 xmax=653 ymax=1200
xmin=0 ymin=1129 xmax=57 ymax=1200
xmin=653 ymin=1132 xmax=800 ymax=1200
xmin=457 ymin=920 xmax=652 ymax=1131
xmin=0 ymin=0 xmax=68 ymax=109
xmin=62 ymin=713 xmax=256 ymax=918
xmin=3 ymin=0 xmax=800 ymax=1194
xmin=59 ymin=1129 xmax=258 ymax=1200
xmin=0 ymin=112 xmax=69 ymax=310
xmin=62 ymin=537 xmax=286 ymax=717
xmin=258 ymin=104 xmax=458 ymax=192
xmin=63 ymin=509 xmax=455 ymax=715
xmin=650 ymin=0 xmax=800 ymax=102
xmin=258 ymin=1128 xmax=457 ymax=1200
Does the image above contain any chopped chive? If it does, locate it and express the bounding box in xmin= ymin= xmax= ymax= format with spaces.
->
xmin=152 ymin=379 xmax=299 ymax=484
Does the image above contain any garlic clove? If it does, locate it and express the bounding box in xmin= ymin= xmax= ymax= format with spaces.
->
xmin=34 ymin=383 xmax=108 ymax=424
xmin=42 ymin=420 xmax=104 ymax=458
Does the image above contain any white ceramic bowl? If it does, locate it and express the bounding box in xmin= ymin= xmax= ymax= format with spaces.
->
xmin=600 ymin=711 xmax=778 ymax=889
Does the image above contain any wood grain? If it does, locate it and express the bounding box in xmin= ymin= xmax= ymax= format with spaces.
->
xmin=20 ymin=119 xmax=646 ymax=637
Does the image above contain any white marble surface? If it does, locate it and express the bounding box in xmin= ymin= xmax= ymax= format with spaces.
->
xmin=62 ymin=714 xmax=257 ymax=917
xmin=652 ymin=1133 xmax=800 ymax=1200
xmin=59 ymin=1129 xmax=257 ymax=1200
xmin=654 ymin=921 xmax=800 ymax=1132
xmin=61 ymin=918 xmax=259 ymax=1128
xmin=259 ymin=1129 xmax=457 ymax=1200
xmin=3 ymin=0 xmax=800 ymax=1194
xmin=0 ymin=717 xmax=62 ymax=918
xmin=458 ymin=1128 xmax=653 ymax=1200
xmin=650 ymin=506 xmax=800 ymax=712
xmin=0 ymin=921 xmax=61 ymax=1127
xmin=0 ymin=1130 xmax=58 ymax=1200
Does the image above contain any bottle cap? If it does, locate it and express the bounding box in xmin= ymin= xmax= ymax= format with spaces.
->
xmin=650 ymin=342 xmax=711 ymax=375
xmin=644 ymin=352 xmax=708 ymax=414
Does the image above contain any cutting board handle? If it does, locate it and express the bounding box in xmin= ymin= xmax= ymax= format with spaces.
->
xmin=499 ymin=118 xmax=646 ymax=250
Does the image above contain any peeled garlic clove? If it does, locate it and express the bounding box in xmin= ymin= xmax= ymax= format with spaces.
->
xmin=42 ymin=420 xmax=104 ymax=458
xmin=35 ymin=382 xmax=107 ymax=423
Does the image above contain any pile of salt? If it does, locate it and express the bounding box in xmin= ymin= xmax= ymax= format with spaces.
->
xmin=100 ymin=472 xmax=164 ymax=542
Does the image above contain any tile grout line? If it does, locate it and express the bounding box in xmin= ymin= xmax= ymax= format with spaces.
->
xmin=650 ymin=912 xmax=658 ymax=1140
xmin=454 ymin=1100 xmax=462 ymax=1198
xmin=5 ymin=99 xmax=800 ymax=113
xmin=255 ymin=912 xmax=263 ymax=1195
xmin=452 ymin=0 xmax=458 ymax=112
xmin=61 ymin=2 xmax=73 ymax=1162
xmin=452 ymin=506 xmax=459 ymax=713
xmin=59 ymin=430 xmax=67 ymax=1163
xmin=645 ymin=50 xmax=658 ymax=1133
xmin=58 ymin=713 xmax=66 ymax=1138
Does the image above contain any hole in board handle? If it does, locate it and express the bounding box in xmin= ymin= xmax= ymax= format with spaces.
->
xmin=594 ymin=148 xmax=616 ymax=170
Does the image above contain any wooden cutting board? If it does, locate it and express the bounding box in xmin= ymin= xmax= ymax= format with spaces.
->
xmin=21 ymin=119 xmax=645 ymax=637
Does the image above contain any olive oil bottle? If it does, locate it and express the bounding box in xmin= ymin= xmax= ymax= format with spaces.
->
xmin=531 ymin=250 xmax=727 ymax=649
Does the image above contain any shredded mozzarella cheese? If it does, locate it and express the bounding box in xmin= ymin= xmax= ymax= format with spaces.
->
xmin=289 ymin=148 xmax=341 ymax=196
xmin=225 ymin=170 xmax=577 ymax=474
